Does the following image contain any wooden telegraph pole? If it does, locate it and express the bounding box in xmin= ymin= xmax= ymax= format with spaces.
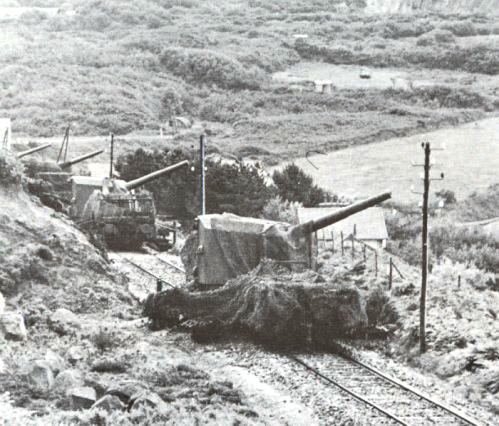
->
xmin=200 ymin=134 xmax=206 ymax=216
xmin=109 ymin=133 xmax=114 ymax=178
xmin=412 ymin=141 xmax=444 ymax=353
xmin=420 ymin=141 xmax=430 ymax=354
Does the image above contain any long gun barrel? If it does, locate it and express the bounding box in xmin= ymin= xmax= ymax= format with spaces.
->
xmin=58 ymin=149 xmax=104 ymax=169
xmin=125 ymin=160 xmax=189 ymax=190
xmin=16 ymin=143 xmax=52 ymax=159
xmin=296 ymin=191 xmax=392 ymax=234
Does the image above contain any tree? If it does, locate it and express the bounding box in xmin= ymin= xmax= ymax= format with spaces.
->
xmin=435 ymin=189 xmax=456 ymax=205
xmin=272 ymin=163 xmax=325 ymax=207
xmin=116 ymin=148 xmax=273 ymax=219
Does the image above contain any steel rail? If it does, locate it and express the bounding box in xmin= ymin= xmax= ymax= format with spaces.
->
xmin=290 ymin=355 xmax=409 ymax=426
xmin=343 ymin=354 xmax=483 ymax=426
xmin=154 ymin=255 xmax=186 ymax=273
xmin=119 ymin=255 xmax=176 ymax=288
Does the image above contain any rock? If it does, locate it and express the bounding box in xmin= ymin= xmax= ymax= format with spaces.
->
xmin=48 ymin=308 xmax=81 ymax=335
xmin=52 ymin=369 xmax=83 ymax=395
xmin=130 ymin=391 xmax=170 ymax=415
xmin=92 ymin=395 xmax=126 ymax=412
xmin=0 ymin=312 xmax=27 ymax=341
xmin=67 ymin=346 xmax=85 ymax=365
xmin=29 ymin=361 xmax=54 ymax=390
xmin=0 ymin=292 xmax=4 ymax=315
xmin=71 ymin=386 xmax=97 ymax=410
xmin=106 ymin=380 xmax=148 ymax=404
xmin=0 ymin=272 xmax=16 ymax=296
xmin=45 ymin=350 xmax=65 ymax=376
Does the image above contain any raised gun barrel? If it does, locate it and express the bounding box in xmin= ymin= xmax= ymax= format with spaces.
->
xmin=58 ymin=149 xmax=104 ymax=169
xmin=124 ymin=160 xmax=189 ymax=191
xmin=16 ymin=143 xmax=52 ymax=159
xmin=295 ymin=191 xmax=392 ymax=234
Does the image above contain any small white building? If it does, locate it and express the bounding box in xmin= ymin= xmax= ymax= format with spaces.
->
xmin=297 ymin=206 xmax=389 ymax=250
xmin=314 ymin=80 xmax=333 ymax=94
xmin=0 ymin=118 xmax=11 ymax=149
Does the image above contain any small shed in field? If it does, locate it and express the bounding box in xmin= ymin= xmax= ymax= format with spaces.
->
xmin=314 ymin=80 xmax=333 ymax=94
xmin=70 ymin=176 xmax=104 ymax=219
xmin=0 ymin=118 xmax=11 ymax=149
xmin=298 ymin=206 xmax=389 ymax=249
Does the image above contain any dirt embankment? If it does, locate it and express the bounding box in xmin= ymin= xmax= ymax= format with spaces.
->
xmin=0 ymin=187 xmax=131 ymax=315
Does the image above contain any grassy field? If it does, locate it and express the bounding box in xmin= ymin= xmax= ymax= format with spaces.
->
xmin=278 ymin=116 xmax=499 ymax=203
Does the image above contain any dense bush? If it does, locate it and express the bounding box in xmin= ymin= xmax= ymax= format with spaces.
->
xmin=272 ymin=163 xmax=326 ymax=207
xmin=160 ymin=47 xmax=265 ymax=90
xmin=439 ymin=20 xmax=477 ymax=37
xmin=116 ymin=147 xmax=274 ymax=218
xmin=261 ymin=196 xmax=300 ymax=224
xmin=457 ymin=183 xmax=499 ymax=221
xmin=435 ymin=189 xmax=457 ymax=205
xmin=386 ymin=206 xmax=499 ymax=274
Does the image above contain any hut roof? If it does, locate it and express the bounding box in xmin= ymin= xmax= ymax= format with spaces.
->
xmin=298 ymin=206 xmax=388 ymax=240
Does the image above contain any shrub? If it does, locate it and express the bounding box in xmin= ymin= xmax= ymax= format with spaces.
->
xmin=0 ymin=151 xmax=24 ymax=187
xmin=432 ymin=29 xmax=456 ymax=44
xmin=261 ymin=196 xmax=300 ymax=224
xmin=272 ymin=163 xmax=326 ymax=207
xmin=435 ymin=189 xmax=456 ymax=205
xmin=91 ymin=328 xmax=120 ymax=352
xmin=160 ymin=47 xmax=265 ymax=90
xmin=440 ymin=20 xmax=477 ymax=37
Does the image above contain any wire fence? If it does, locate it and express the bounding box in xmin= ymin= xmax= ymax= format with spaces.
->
xmin=316 ymin=229 xmax=405 ymax=289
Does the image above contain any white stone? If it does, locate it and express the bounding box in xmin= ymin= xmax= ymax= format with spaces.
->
xmin=29 ymin=360 xmax=54 ymax=390
xmin=71 ymin=386 xmax=97 ymax=410
xmin=0 ymin=312 xmax=27 ymax=341
xmin=92 ymin=395 xmax=125 ymax=412
xmin=53 ymin=369 xmax=83 ymax=395
xmin=130 ymin=391 xmax=170 ymax=415
xmin=48 ymin=308 xmax=81 ymax=335
xmin=45 ymin=350 xmax=66 ymax=376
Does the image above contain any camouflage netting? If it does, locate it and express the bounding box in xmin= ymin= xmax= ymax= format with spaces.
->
xmin=143 ymin=260 xmax=368 ymax=348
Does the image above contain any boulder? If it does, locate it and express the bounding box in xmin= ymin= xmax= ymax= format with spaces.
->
xmin=92 ymin=395 xmax=126 ymax=412
xmin=29 ymin=360 xmax=55 ymax=390
xmin=71 ymin=386 xmax=97 ymax=410
xmin=0 ymin=312 xmax=27 ymax=341
xmin=52 ymin=369 xmax=83 ymax=395
xmin=67 ymin=346 xmax=86 ymax=365
xmin=130 ymin=391 xmax=170 ymax=415
xmin=45 ymin=350 xmax=65 ymax=376
xmin=105 ymin=380 xmax=148 ymax=404
xmin=48 ymin=308 xmax=81 ymax=335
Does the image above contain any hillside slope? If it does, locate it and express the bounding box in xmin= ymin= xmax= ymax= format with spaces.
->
xmin=0 ymin=186 xmax=131 ymax=314
xmin=365 ymin=0 xmax=499 ymax=14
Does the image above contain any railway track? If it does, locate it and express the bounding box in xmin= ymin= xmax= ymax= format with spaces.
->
xmin=289 ymin=352 xmax=484 ymax=426
xmin=111 ymin=255 xmax=489 ymax=425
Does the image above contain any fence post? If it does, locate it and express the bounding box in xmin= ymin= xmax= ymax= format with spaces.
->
xmin=363 ymin=244 xmax=366 ymax=262
xmin=374 ymin=252 xmax=378 ymax=277
xmin=389 ymin=257 xmax=393 ymax=290
xmin=331 ymin=231 xmax=334 ymax=253
xmin=341 ymin=231 xmax=344 ymax=256
xmin=457 ymin=274 xmax=461 ymax=289
xmin=351 ymin=236 xmax=355 ymax=259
